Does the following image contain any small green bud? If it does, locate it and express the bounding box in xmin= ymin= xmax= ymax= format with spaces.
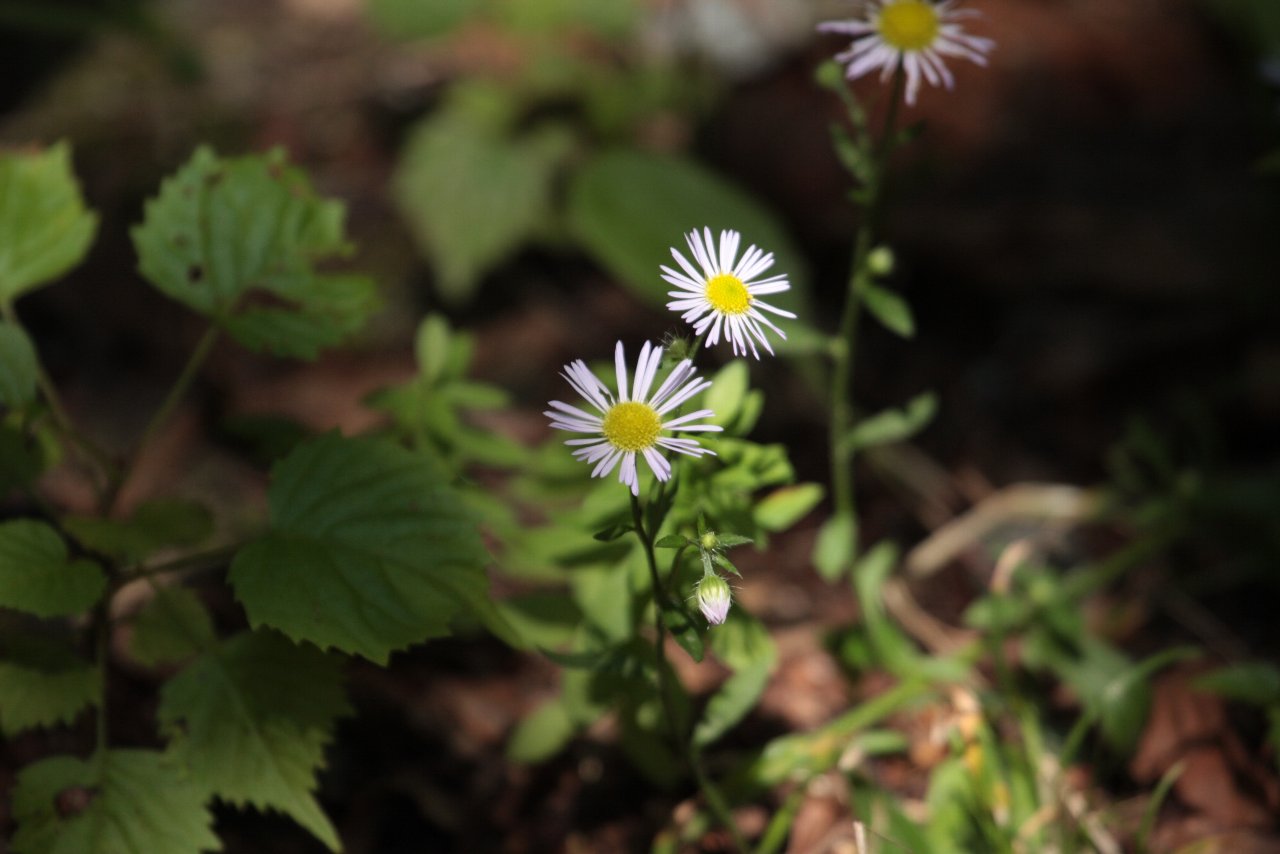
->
xmin=867 ymin=246 xmax=895 ymax=277
xmin=695 ymin=575 xmax=732 ymax=626
xmin=815 ymin=60 xmax=844 ymax=91
xmin=663 ymin=334 xmax=692 ymax=364
xmin=699 ymin=531 xmax=719 ymax=551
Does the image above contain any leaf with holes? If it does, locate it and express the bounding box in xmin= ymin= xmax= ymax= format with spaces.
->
xmin=159 ymin=630 xmax=349 ymax=851
xmin=229 ymin=433 xmax=494 ymax=662
xmin=12 ymin=749 xmax=219 ymax=854
xmin=0 ymin=143 xmax=98 ymax=302
xmin=132 ymin=147 xmax=379 ymax=359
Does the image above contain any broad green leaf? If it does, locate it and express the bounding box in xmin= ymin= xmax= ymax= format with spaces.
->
xmin=842 ymin=392 xmax=937 ymax=452
xmin=693 ymin=658 xmax=771 ymax=748
xmin=0 ymin=143 xmax=98 ymax=301
xmin=0 ymin=320 xmax=37 ymax=407
xmin=159 ymin=630 xmax=348 ymax=851
xmin=230 ymin=433 xmax=492 ymax=663
xmin=705 ymin=361 xmax=748 ymax=428
xmin=130 ymin=587 xmax=216 ymax=667
xmin=132 ymin=146 xmax=379 ymax=359
xmin=812 ymin=512 xmax=856 ymax=581
xmin=566 ymin=150 xmax=808 ymax=311
xmin=64 ymin=499 xmax=213 ymax=563
xmin=754 ymin=483 xmax=824 ymax=532
xmin=12 ymin=749 xmax=219 ymax=854
xmin=862 ymin=282 xmax=914 ymax=338
xmin=0 ymin=660 xmax=98 ymax=736
xmin=507 ymin=698 xmax=576 ymax=764
xmin=393 ymin=92 xmax=571 ymax=304
xmin=0 ymin=519 xmax=105 ymax=617
xmin=1096 ymin=646 xmax=1201 ymax=753
xmin=1195 ymin=662 xmax=1280 ymax=705
xmin=368 ymin=0 xmax=480 ymax=39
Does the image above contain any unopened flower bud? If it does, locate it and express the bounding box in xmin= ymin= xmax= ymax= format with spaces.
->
xmin=699 ymin=531 xmax=719 ymax=551
xmin=696 ymin=575 xmax=732 ymax=626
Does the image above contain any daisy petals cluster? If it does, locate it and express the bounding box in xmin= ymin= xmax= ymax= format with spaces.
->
xmin=663 ymin=227 xmax=796 ymax=359
xmin=545 ymin=340 xmax=722 ymax=496
xmin=818 ymin=0 xmax=994 ymax=105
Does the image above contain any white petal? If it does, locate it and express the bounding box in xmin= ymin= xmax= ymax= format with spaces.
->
xmin=614 ymin=340 xmax=629 ymax=402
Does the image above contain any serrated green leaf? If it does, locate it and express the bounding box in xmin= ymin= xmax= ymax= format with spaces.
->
xmin=842 ymin=392 xmax=937 ymax=453
xmin=394 ymin=92 xmax=571 ymax=303
xmin=813 ymin=512 xmax=856 ymax=581
xmin=862 ymin=282 xmax=914 ymax=338
xmin=754 ymin=483 xmax=824 ymax=532
xmin=507 ymin=698 xmax=576 ymax=764
xmin=0 ymin=320 xmax=38 ymax=407
xmin=1195 ymin=662 xmax=1280 ymax=705
xmin=160 ymin=630 xmax=349 ymax=851
xmin=0 ymin=660 xmax=98 ymax=736
xmin=12 ymin=749 xmax=219 ymax=854
xmin=132 ymin=146 xmax=379 ymax=359
xmin=64 ymin=499 xmax=213 ymax=563
xmin=130 ymin=587 xmax=215 ymax=667
xmin=0 ymin=519 xmax=105 ymax=617
xmin=0 ymin=143 xmax=98 ymax=302
xmin=566 ymin=150 xmax=808 ymax=312
xmin=230 ymin=433 xmax=492 ymax=663
xmin=693 ymin=658 xmax=771 ymax=748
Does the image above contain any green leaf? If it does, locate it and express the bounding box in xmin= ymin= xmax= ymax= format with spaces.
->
xmin=368 ymin=0 xmax=480 ymax=39
xmin=664 ymin=602 xmax=705 ymax=663
xmin=0 ymin=421 xmax=48 ymax=491
xmin=64 ymin=499 xmax=213 ymax=563
xmin=1195 ymin=662 xmax=1280 ymax=706
xmin=862 ymin=282 xmax=914 ymax=338
xmin=693 ymin=658 xmax=771 ymax=748
xmin=12 ymin=749 xmax=219 ymax=854
xmin=507 ymin=698 xmax=576 ymax=764
xmin=130 ymin=587 xmax=216 ymax=667
xmin=842 ymin=392 xmax=937 ymax=453
xmin=754 ymin=483 xmax=824 ymax=532
xmin=160 ymin=630 xmax=349 ymax=851
xmin=705 ymin=361 xmax=748 ymax=429
xmin=0 ymin=320 xmax=38 ymax=407
xmin=393 ymin=90 xmax=571 ymax=304
xmin=415 ymin=313 xmax=453 ymax=387
xmin=716 ymin=534 xmax=753 ymax=548
xmin=230 ymin=434 xmax=493 ymax=663
xmin=709 ymin=610 xmax=776 ymax=671
xmin=0 ymin=519 xmax=105 ymax=617
xmin=0 ymin=142 xmax=98 ymax=302
xmin=654 ymin=535 xmax=687 ymax=549
xmin=0 ymin=660 xmax=98 ymax=736
xmin=812 ymin=512 xmax=856 ymax=581
xmin=132 ymin=146 xmax=379 ymax=359
xmin=566 ymin=150 xmax=808 ymax=311
xmin=493 ymin=593 xmax=582 ymax=651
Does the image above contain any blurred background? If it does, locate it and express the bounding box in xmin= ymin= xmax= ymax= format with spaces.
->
xmin=2 ymin=0 xmax=1279 ymax=850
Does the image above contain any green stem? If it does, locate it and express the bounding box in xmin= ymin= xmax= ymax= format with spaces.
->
xmin=828 ymin=65 xmax=905 ymax=560
xmin=105 ymin=326 xmax=218 ymax=512
xmin=630 ymin=493 xmax=747 ymax=852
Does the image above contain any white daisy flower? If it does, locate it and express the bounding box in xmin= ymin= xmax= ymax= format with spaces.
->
xmin=663 ymin=227 xmax=796 ymax=359
xmin=545 ymin=340 xmax=722 ymax=496
xmin=818 ymin=0 xmax=995 ymax=106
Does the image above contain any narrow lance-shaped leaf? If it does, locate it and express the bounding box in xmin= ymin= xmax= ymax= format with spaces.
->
xmin=131 ymin=146 xmax=379 ymax=359
xmin=0 ymin=142 xmax=98 ymax=302
xmin=159 ymin=630 xmax=349 ymax=851
xmin=842 ymin=392 xmax=937 ymax=453
xmin=12 ymin=749 xmax=219 ymax=854
xmin=230 ymin=433 xmax=496 ymax=663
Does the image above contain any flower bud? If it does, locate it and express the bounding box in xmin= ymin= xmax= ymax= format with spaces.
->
xmin=696 ymin=575 xmax=732 ymax=626
xmin=699 ymin=531 xmax=719 ymax=551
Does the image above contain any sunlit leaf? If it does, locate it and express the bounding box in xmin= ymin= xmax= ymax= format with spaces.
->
xmin=0 ymin=142 xmax=98 ymax=302
xmin=507 ymin=698 xmax=576 ymax=764
xmin=132 ymin=146 xmax=379 ymax=359
xmin=0 ymin=519 xmax=105 ymax=617
xmin=229 ymin=434 xmax=493 ymax=663
xmin=694 ymin=659 xmax=771 ymax=748
xmin=842 ymin=392 xmax=937 ymax=452
xmin=862 ymin=282 xmax=914 ymax=338
xmin=159 ymin=630 xmax=348 ymax=851
xmin=812 ymin=512 xmax=856 ymax=581
xmin=754 ymin=483 xmax=824 ymax=532
xmin=567 ymin=150 xmax=808 ymax=311
xmin=12 ymin=749 xmax=219 ymax=854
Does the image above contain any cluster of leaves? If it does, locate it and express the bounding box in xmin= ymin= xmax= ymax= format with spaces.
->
xmin=0 ymin=144 xmax=513 ymax=852
xmin=371 ymin=0 xmax=811 ymax=321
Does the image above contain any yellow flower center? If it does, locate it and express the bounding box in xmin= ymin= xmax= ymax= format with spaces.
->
xmin=877 ymin=0 xmax=941 ymax=52
xmin=705 ymin=274 xmax=751 ymax=315
xmin=602 ymin=401 xmax=662 ymax=452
